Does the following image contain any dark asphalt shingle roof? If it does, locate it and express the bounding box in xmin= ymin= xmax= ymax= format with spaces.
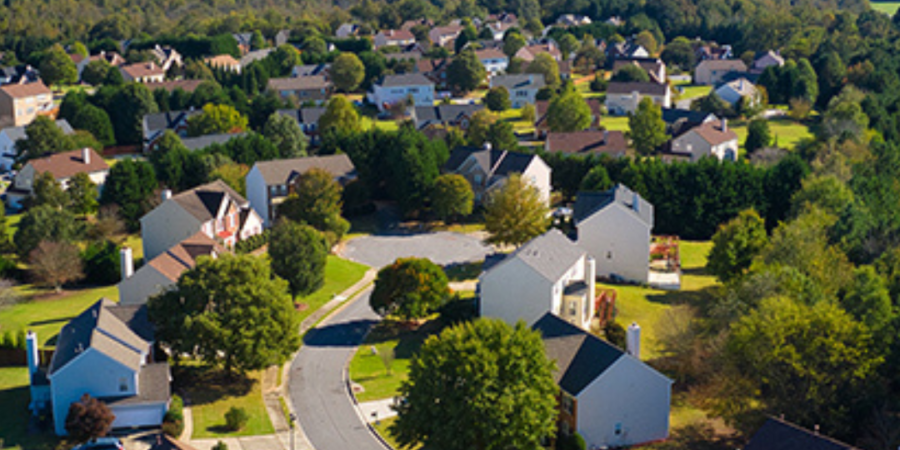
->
xmin=143 ymin=110 xmax=202 ymax=134
xmin=276 ymin=107 xmax=327 ymax=125
xmin=744 ymin=418 xmax=859 ymax=450
xmin=444 ymin=146 xmax=536 ymax=177
xmin=103 ymin=362 xmax=170 ymax=405
xmin=532 ymin=313 xmax=624 ymax=395
xmin=413 ymin=104 xmax=483 ymax=127
xmin=573 ymin=184 xmax=653 ymax=226
xmin=168 ymin=179 xmax=247 ymax=222
xmin=606 ymin=81 xmax=669 ymax=96
xmin=375 ymin=73 xmax=433 ymax=87
xmin=661 ymin=108 xmax=715 ymax=126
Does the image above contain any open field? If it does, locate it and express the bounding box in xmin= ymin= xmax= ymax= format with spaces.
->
xmin=871 ymin=1 xmax=900 ymax=14
xmin=295 ymin=255 xmax=370 ymax=324
xmin=728 ymin=117 xmax=813 ymax=153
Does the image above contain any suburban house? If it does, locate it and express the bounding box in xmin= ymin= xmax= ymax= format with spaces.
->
xmin=411 ymin=104 xmax=484 ymax=130
xmin=751 ymin=50 xmax=785 ymax=73
xmin=693 ymin=59 xmax=748 ymax=85
xmin=140 ymin=180 xmax=263 ymax=260
xmin=607 ymin=41 xmax=650 ymax=60
xmin=669 ymin=119 xmax=739 ymax=161
xmin=6 ymin=148 xmax=108 ymax=209
xmin=605 ymin=82 xmax=672 ymax=115
xmin=373 ymin=29 xmax=416 ymax=49
xmin=534 ymin=98 xmax=602 ymax=138
xmin=744 ymin=417 xmax=858 ymax=450
xmin=533 ymin=313 xmax=672 ymax=449
xmin=480 ymin=230 xmax=596 ymax=330
xmin=267 ymin=76 xmax=331 ymax=104
xmin=336 ymin=23 xmax=360 ymax=39
xmin=367 ymin=74 xmax=435 ymax=112
xmin=150 ymin=45 xmax=183 ymax=71
xmin=429 ymin=25 xmax=464 ymax=48
xmin=661 ymin=108 xmax=717 ymax=136
xmin=89 ymin=50 xmax=127 ymax=68
xmin=572 ymin=184 xmax=653 ymax=284
xmin=695 ymin=43 xmax=733 ymax=61
xmin=0 ymin=65 xmax=41 ymax=86
xmin=204 ymin=54 xmax=241 ymax=73
xmin=556 ymin=14 xmax=592 ymax=27
xmin=232 ymin=33 xmax=253 ymax=54
xmin=70 ymin=53 xmax=90 ymax=80
xmin=120 ymin=62 xmax=166 ymax=83
xmin=118 ymin=233 xmax=227 ymax=306
xmin=714 ymin=77 xmax=759 ymax=107
xmin=490 ymin=74 xmax=546 ymax=108
xmin=292 ymin=64 xmax=331 ymax=79
xmin=277 ymin=107 xmax=327 ymax=145
xmin=415 ymin=58 xmax=450 ymax=88
xmin=475 ymin=48 xmax=509 ymax=76
xmin=545 ymin=130 xmax=628 ymax=157
xmin=240 ymin=48 xmax=274 ymax=67
xmin=516 ymin=43 xmax=562 ymax=62
xmin=142 ymin=109 xmax=203 ymax=151
xmin=143 ymin=79 xmax=205 ymax=95
xmin=274 ymin=30 xmax=291 ymax=47
xmin=26 ymin=299 xmax=170 ymax=435
xmin=611 ymin=58 xmax=667 ymax=83
xmin=443 ymin=145 xmax=552 ymax=204
xmin=246 ymin=155 xmax=357 ymax=227
xmin=0 ymin=119 xmax=73 ymax=171
xmin=0 ymin=80 xmax=53 ymax=127
xmin=401 ymin=18 xmax=434 ymax=30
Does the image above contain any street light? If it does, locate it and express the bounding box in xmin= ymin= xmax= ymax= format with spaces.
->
xmin=289 ymin=413 xmax=297 ymax=450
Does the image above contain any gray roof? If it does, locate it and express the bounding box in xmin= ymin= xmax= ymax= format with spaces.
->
xmin=293 ymin=63 xmax=331 ymax=77
xmin=181 ymin=132 xmax=246 ymax=151
xmin=375 ymin=73 xmax=433 ymax=87
xmin=49 ymin=299 xmax=150 ymax=375
xmin=490 ymin=74 xmax=546 ymax=91
xmin=606 ymin=81 xmax=669 ymax=96
xmin=268 ymin=76 xmax=330 ymax=91
xmin=277 ymin=107 xmax=327 ymax=125
xmin=3 ymin=119 xmax=73 ymax=143
xmin=102 ymin=363 xmax=170 ymax=406
xmin=573 ymin=184 xmax=653 ymax=227
xmin=744 ymin=417 xmax=858 ymax=450
xmin=532 ymin=313 xmax=624 ymax=395
xmin=500 ymin=229 xmax=585 ymax=282
xmin=661 ymin=108 xmax=715 ymax=126
xmin=252 ymin=154 xmax=356 ymax=185
xmin=143 ymin=110 xmax=202 ymax=134
xmin=105 ymin=304 xmax=154 ymax=342
xmin=240 ymin=48 xmax=274 ymax=67
xmin=444 ymin=146 xmax=537 ymax=179
xmin=169 ymin=179 xmax=248 ymax=222
xmin=413 ymin=104 xmax=483 ymax=127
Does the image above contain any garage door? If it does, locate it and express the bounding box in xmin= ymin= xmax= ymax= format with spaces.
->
xmin=112 ymin=404 xmax=164 ymax=429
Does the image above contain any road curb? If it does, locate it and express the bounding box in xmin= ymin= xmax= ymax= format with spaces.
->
xmin=344 ymin=333 xmax=395 ymax=450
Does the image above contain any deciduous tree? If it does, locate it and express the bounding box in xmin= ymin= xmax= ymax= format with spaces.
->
xmin=707 ymin=209 xmax=768 ymax=283
xmin=546 ymin=87 xmax=590 ymax=132
xmin=526 ymin=53 xmax=560 ymax=89
xmin=81 ymin=60 xmax=111 ymax=86
xmin=431 ymin=174 xmax=474 ymax=222
xmin=318 ymin=96 xmax=361 ymax=135
xmin=391 ymin=319 xmax=557 ymax=450
xmin=278 ymin=168 xmax=350 ymax=244
xmin=30 ymin=240 xmax=83 ymax=292
xmin=110 ymin=83 xmax=158 ymax=145
xmin=40 ymin=44 xmax=77 ymax=86
xmin=263 ymin=112 xmax=307 ymax=158
xmin=65 ymin=394 xmax=115 ymax=443
xmin=484 ymin=86 xmax=510 ymax=112
xmin=187 ymin=103 xmax=248 ymax=136
xmin=68 ymin=172 xmax=99 ymax=216
xmin=331 ymin=52 xmax=366 ymax=92
xmin=30 ymin=172 xmax=68 ymax=209
xmin=14 ymin=205 xmax=80 ymax=257
xmin=447 ymin=49 xmax=486 ymax=93
xmin=370 ymin=257 xmax=449 ymax=321
xmin=71 ymin=103 xmax=115 ymax=147
xmin=629 ymin=97 xmax=667 ymax=155
xmin=744 ymin=118 xmax=771 ymax=154
xmin=100 ymin=159 xmax=158 ymax=230
xmin=269 ymin=220 xmax=328 ymax=299
xmin=483 ymin=173 xmax=550 ymax=247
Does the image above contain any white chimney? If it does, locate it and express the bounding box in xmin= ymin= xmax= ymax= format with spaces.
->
xmin=82 ymin=148 xmax=90 ymax=165
xmin=26 ymin=331 xmax=39 ymax=376
xmin=721 ymin=118 xmax=727 ymax=132
xmin=626 ymin=322 xmax=641 ymax=358
xmin=120 ymin=247 xmax=134 ymax=280
xmin=483 ymin=142 xmax=492 ymax=151
xmin=161 ymin=189 xmax=172 ymax=201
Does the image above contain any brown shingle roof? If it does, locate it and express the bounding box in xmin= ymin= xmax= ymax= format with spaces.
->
xmin=546 ymin=130 xmax=628 ymax=156
xmin=377 ymin=29 xmax=415 ymax=41
xmin=697 ymin=59 xmax=747 ymax=72
xmin=0 ymin=80 xmax=50 ymax=99
xmin=121 ymin=62 xmax=165 ymax=79
xmin=690 ymin=121 xmax=738 ymax=145
xmin=606 ymin=81 xmax=669 ymax=96
xmin=28 ymin=148 xmax=108 ymax=180
xmin=147 ymin=231 xmax=226 ymax=282
xmin=475 ymin=48 xmax=507 ymax=60
xmin=144 ymin=79 xmax=205 ymax=93
xmin=204 ymin=54 xmax=241 ymax=68
xmin=267 ymin=76 xmax=330 ymax=91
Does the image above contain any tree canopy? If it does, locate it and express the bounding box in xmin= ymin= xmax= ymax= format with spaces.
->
xmin=483 ymin=173 xmax=550 ymax=247
xmin=370 ymin=257 xmax=449 ymax=321
xmin=269 ymin=220 xmax=328 ymax=299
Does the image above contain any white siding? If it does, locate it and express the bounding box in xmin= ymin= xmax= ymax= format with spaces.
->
xmin=140 ymin=200 xmax=203 ymax=261
xmin=0 ymin=132 xmax=15 ymax=171
xmin=246 ymin=165 xmax=272 ymax=227
xmin=110 ymin=403 xmax=168 ymax=430
xmin=240 ymin=208 xmax=264 ymax=239
xmin=367 ymin=84 xmax=435 ymax=111
xmin=576 ymin=356 xmax=671 ymax=448
xmin=50 ymin=349 xmax=136 ymax=435
xmin=479 ymin=258 xmax=555 ymax=327
xmin=521 ymin=157 xmax=552 ymax=206
xmin=118 ymin=265 xmax=176 ymax=306
xmin=577 ymin=203 xmax=651 ymax=283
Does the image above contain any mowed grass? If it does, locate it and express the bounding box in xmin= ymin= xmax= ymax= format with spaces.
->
xmin=295 ymin=255 xmax=369 ymax=324
xmin=188 ymin=369 xmax=275 ymax=438
xmin=373 ymin=416 xmax=422 ymax=450
xmin=871 ymin=1 xmax=900 ymax=14
xmin=0 ymin=366 xmax=58 ymax=450
xmin=601 ymin=241 xmax=716 ymax=361
xmin=0 ymin=285 xmax=119 ymax=348
xmin=676 ymin=84 xmax=711 ymax=102
xmin=601 ymin=114 xmax=631 ymax=132
xmin=360 ymin=116 xmax=401 ymax=131
xmin=729 ymin=117 xmax=813 ymax=153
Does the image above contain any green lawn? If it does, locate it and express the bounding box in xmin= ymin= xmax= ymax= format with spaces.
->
xmin=373 ymin=417 xmax=422 ymax=450
xmin=0 ymin=366 xmax=57 ymax=450
xmin=6 ymin=213 xmax=21 ymax=241
xmin=0 ymin=285 xmax=119 ymax=348
xmin=729 ymin=117 xmax=813 ymax=153
xmin=295 ymin=255 xmax=369 ymax=324
xmin=187 ymin=369 xmax=275 ymax=438
xmin=871 ymin=1 xmax=900 ymax=14
xmin=360 ymin=116 xmax=400 ymax=131
xmin=602 ymin=241 xmax=716 ymax=360
xmin=601 ymin=114 xmax=631 ymax=132
xmin=676 ymin=84 xmax=711 ymax=102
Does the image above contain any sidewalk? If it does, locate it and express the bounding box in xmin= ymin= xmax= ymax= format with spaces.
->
xmin=357 ymin=399 xmax=398 ymax=424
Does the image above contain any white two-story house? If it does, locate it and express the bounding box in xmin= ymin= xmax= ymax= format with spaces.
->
xmin=140 ymin=180 xmax=263 ymax=261
xmin=367 ymin=74 xmax=435 ymax=112
xmin=475 ymin=48 xmax=509 ymax=76
xmin=480 ymin=229 xmax=597 ymax=330
xmin=443 ymin=144 xmax=552 ymax=205
xmin=490 ymin=74 xmax=546 ymax=108
xmin=605 ymin=82 xmax=671 ymax=116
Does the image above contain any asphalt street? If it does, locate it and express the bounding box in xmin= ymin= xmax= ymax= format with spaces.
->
xmin=341 ymin=231 xmax=493 ymax=268
xmin=289 ymin=289 xmax=387 ymax=450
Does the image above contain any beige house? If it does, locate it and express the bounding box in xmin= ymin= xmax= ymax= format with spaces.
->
xmin=118 ymin=233 xmax=227 ymax=305
xmin=480 ymin=229 xmax=596 ymax=330
xmin=6 ymin=148 xmax=108 ymax=209
xmin=605 ymin=82 xmax=671 ymax=115
xmin=373 ymin=29 xmax=416 ymax=49
xmin=670 ymin=120 xmax=738 ymax=161
xmin=693 ymin=59 xmax=747 ymax=85
xmin=204 ymin=54 xmax=242 ymax=73
xmin=140 ymin=180 xmax=263 ymax=261
xmin=120 ymin=62 xmax=166 ymax=83
xmin=0 ymin=81 xmax=53 ymax=127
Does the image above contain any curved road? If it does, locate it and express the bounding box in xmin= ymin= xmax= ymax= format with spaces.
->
xmin=289 ymin=289 xmax=385 ymax=450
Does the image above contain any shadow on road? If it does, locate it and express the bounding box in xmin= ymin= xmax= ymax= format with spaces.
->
xmin=303 ymin=319 xmax=379 ymax=347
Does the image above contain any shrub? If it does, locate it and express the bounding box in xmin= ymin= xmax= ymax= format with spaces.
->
xmin=212 ymin=441 xmax=228 ymax=450
xmin=0 ymin=330 xmax=14 ymax=349
xmin=603 ymin=321 xmax=627 ymax=349
xmin=235 ymin=231 xmax=269 ymax=254
xmin=161 ymin=420 xmax=183 ymax=438
xmin=14 ymin=330 xmax=26 ymax=349
xmin=557 ymin=432 xmax=587 ymax=450
xmin=164 ymin=394 xmax=184 ymax=423
xmin=224 ymin=407 xmax=249 ymax=431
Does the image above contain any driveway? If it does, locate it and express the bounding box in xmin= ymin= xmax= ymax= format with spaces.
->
xmin=289 ymin=290 xmax=386 ymax=450
xmin=340 ymin=232 xmax=493 ymax=268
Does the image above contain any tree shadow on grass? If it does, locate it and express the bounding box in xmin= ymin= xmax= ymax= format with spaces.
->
xmin=443 ymin=261 xmax=483 ymax=282
xmin=0 ymin=385 xmax=57 ymax=450
xmin=363 ymin=319 xmax=446 ymax=359
xmin=28 ymin=317 xmax=74 ymax=327
xmin=171 ymin=365 xmax=253 ymax=406
xmin=646 ymin=285 xmax=721 ymax=307
xmin=303 ymin=319 xmax=378 ymax=348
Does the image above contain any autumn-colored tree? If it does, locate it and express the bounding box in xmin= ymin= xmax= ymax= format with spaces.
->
xmin=30 ymin=241 xmax=83 ymax=292
xmin=65 ymin=394 xmax=115 ymax=443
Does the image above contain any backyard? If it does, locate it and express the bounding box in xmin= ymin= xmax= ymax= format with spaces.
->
xmin=177 ymin=366 xmax=274 ymax=438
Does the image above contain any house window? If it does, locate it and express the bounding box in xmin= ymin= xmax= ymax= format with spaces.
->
xmin=119 ymin=377 xmax=128 ymax=392
xmin=473 ymin=174 xmax=482 ymax=184
xmin=561 ymin=394 xmax=575 ymax=415
xmin=568 ymin=301 xmax=576 ymax=316
xmin=615 ymin=423 xmax=622 ymax=435
xmin=607 ymin=251 xmax=613 ymax=259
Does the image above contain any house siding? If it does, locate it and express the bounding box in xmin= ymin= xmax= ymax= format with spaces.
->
xmin=576 ymin=356 xmax=671 ymax=448
xmin=368 ymin=84 xmax=434 ymax=112
xmin=480 ymin=258 xmax=555 ymax=327
xmin=577 ymin=202 xmax=651 ymax=283
xmin=140 ymin=200 xmax=203 ymax=261
xmin=118 ymin=265 xmax=175 ymax=306
xmin=246 ymin=166 xmax=273 ymax=227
